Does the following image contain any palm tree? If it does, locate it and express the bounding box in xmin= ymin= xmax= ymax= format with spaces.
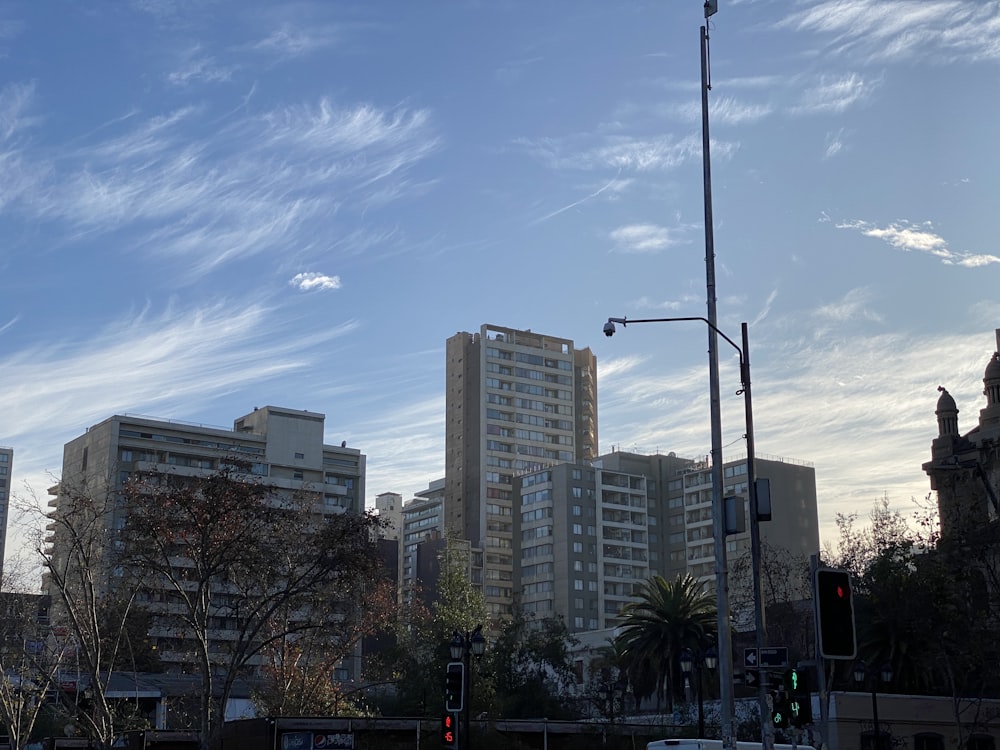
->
xmin=614 ymin=574 xmax=717 ymax=711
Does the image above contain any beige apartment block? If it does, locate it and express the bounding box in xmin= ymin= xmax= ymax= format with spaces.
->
xmin=445 ymin=324 xmax=597 ymax=618
xmin=46 ymin=406 xmax=366 ymax=677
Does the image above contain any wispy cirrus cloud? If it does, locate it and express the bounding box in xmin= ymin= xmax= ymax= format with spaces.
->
xmin=609 ymin=223 xmax=688 ymax=254
xmin=673 ymin=95 xmax=774 ymax=125
xmin=290 ymin=272 xmax=341 ymax=291
xmin=791 ymin=72 xmax=876 ymax=115
xmin=0 ymin=96 xmax=439 ymax=275
xmin=837 ymin=219 xmax=1000 ymax=267
xmin=813 ymin=287 xmax=885 ymax=324
xmin=517 ymin=133 xmax=737 ymax=172
xmin=779 ymin=0 xmax=1000 ymax=63
xmin=252 ymin=24 xmax=341 ymax=60
xmin=167 ymin=45 xmax=235 ymax=86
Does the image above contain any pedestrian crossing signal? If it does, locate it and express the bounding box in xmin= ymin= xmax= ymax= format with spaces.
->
xmin=441 ymin=713 xmax=456 ymax=747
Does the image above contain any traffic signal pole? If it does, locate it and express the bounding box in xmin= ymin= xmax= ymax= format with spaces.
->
xmin=810 ymin=554 xmax=830 ymax=750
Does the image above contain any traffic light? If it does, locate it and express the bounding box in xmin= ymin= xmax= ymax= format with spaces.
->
xmin=815 ymin=567 xmax=857 ymax=659
xmin=441 ymin=713 xmax=456 ymax=747
xmin=771 ymin=690 xmax=790 ymax=729
xmin=783 ymin=668 xmax=813 ymax=727
xmin=445 ymin=661 xmax=465 ymax=712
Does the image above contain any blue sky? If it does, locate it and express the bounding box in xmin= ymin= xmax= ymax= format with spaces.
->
xmin=1 ymin=0 xmax=999 ymax=563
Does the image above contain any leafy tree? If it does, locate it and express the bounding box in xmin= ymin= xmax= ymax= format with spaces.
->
xmin=120 ymin=463 xmax=386 ymax=749
xmin=366 ymin=535 xmax=489 ymax=717
xmin=485 ymin=610 xmax=579 ymax=719
xmin=614 ymin=574 xmax=716 ymax=712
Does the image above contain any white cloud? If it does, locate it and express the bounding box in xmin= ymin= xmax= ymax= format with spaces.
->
xmin=290 ymin=272 xmax=341 ymax=291
xmin=837 ymin=219 xmax=1000 ymax=267
xmin=0 ymin=98 xmax=439 ymax=275
xmin=791 ymin=73 xmax=874 ymax=115
xmin=813 ymin=287 xmax=884 ymax=324
xmin=610 ymin=223 xmax=684 ymax=254
xmin=517 ymin=133 xmax=738 ymax=173
xmin=167 ymin=46 xmax=235 ymax=87
xmin=778 ymin=1 xmax=1000 ymax=63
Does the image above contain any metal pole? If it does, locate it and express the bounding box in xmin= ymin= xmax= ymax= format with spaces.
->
xmin=743 ymin=323 xmax=775 ymax=750
xmin=463 ymin=638 xmax=471 ymax=750
xmin=697 ymin=664 xmax=705 ymax=738
xmin=701 ymin=19 xmax=736 ymax=750
xmin=871 ymin=682 xmax=880 ymax=750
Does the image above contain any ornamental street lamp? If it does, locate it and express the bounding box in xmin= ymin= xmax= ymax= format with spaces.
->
xmin=853 ymin=661 xmax=893 ymax=750
xmin=681 ymin=646 xmax=719 ymax=737
xmin=449 ymin=626 xmax=486 ymax=750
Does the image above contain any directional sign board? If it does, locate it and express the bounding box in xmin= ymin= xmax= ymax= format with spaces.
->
xmin=744 ymin=668 xmax=759 ymax=688
xmin=744 ymin=646 xmax=788 ymax=669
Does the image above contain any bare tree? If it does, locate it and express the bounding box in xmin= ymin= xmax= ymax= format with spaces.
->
xmin=120 ymin=463 xmax=386 ymax=748
xmin=24 ymin=476 xmax=149 ymax=750
xmin=0 ymin=561 xmax=68 ymax=750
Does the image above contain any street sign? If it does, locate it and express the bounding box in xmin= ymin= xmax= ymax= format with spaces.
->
xmin=744 ymin=668 xmax=759 ymax=688
xmin=744 ymin=646 xmax=788 ymax=668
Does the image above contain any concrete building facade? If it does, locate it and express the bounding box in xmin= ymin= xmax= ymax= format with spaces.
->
xmin=512 ymin=450 xmax=820 ymax=634
xmin=47 ymin=406 xmax=366 ymax=676
xmin=0 ymin=446 xmax=11 ymax=578
xmin=445 ymin=324 xmax=598 ymax=617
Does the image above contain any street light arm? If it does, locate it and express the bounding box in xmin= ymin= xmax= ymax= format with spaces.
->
xmin=606 ymin=316 xmax=745 ymax=369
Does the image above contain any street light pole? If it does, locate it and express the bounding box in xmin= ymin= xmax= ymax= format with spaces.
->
xmin=681 ymin=647 xmax=718 ymax=738
xmin=699 ymin=2 xmax=735 ymax=745
xmin=854 ymin=661 xmax=892 ymax=750
xmin=450 ymin=626 xmax=486 ymax=750
xmin=604 ymin=315 xmax=753 ymax=749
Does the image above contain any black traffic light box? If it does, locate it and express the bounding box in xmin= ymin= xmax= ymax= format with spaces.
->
xmin=815 ymin=567 xmax=857 ymax=659
xmin=782 ymin=668 xmax=813 ymax=727
xmin=771 ymin=691 xmax=790 ymax=729
xmin=441 ymin=713 xmax=456 ymax=747
xmin=445 ymin=662 xmax=465 ymax=712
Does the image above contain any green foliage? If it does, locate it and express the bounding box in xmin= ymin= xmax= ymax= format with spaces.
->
xmin=613 ymin=574 xmax=717 ymax=712
xmin=485 ymin=610 xmax=579 ymax=719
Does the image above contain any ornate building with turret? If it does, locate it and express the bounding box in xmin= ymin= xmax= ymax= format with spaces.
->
xmin=923 ymin=330 xmax=1000 ymax=543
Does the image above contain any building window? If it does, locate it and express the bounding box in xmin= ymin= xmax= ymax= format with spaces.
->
xmin=573 ymin=542 xmax=583 ymax=553
xmin=294 ymin=452 xmax=305 ymax=459
xmin=967 ymin=737 xmax=995 ymax=750
xmin=572 ymin=505 xmax=582 ymax=516
xmin=860 ymin=732 xmax=892 ymax=750
xmin=573 ymin=524 xmax=582 ymax=535
xmin=914 ymin=736 xmax=944 ymax=750
xmin=573 ymin=580 xmax=583 ymax=591
xmin=571 ymin=469 xmax=582 ymax=480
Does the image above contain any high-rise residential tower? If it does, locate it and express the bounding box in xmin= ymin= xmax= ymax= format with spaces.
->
xmin=445 ymin=324 xmax=597 ymax=617
xmin=0 ymin=446 xmax=11 ymax=577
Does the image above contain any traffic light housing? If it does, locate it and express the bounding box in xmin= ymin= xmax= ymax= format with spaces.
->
xmin=444 ymin=661 xmax=465 ymax=712
xmin=815 ymin=567 xmax=857 ymax=659
xmin=441 ymin=713 xmax=456 ymax=747
xmin=771 ymin=690 xmax=790 ymax=729
xmin=783 ymin=668 xmax=813 ymax=727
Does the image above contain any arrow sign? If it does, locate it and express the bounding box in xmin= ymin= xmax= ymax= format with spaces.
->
xmin=745 ymin=668 xmax=759 ymax=688
xmin=745 ymin=646 xmax=788 ymax=668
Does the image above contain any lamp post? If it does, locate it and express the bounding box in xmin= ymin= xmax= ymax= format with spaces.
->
xmin=600 ymin=673 xmax=628 ymax=724
xmin=853 ymin=661 xmax=892 ymax=750
xmin=450 ymin=625 xmax=486 ymax=750
xmin=604 ymin=316 xmax=771 ymax=748
xmin=681 ymin=646 xmax=719 ymax=737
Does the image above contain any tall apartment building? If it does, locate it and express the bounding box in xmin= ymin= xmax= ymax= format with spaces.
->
xmin=46 ymin=406 xmax=366 ymax=676
xmin=375 ymin=492 xmax=402 ymax=540
xmin=445 ymin=324 xmax=598 ymax=617
xmin=0 ymin=447 xmax=11 ymax=578
xmin=512 ymin=450 xmax=819 ymax=634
